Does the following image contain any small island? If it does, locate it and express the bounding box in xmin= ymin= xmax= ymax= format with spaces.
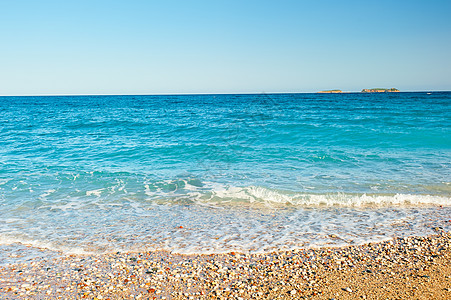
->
xmin=318 ymin=89 xmax=343 ymax=93
xmin=361 ymin=88 xmax=400 ymax=93
xmin=317 ymin=88 xmax=400 ymax=93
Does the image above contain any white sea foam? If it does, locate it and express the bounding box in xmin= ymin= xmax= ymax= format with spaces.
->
xmin=144 ymin=184 xmax=152 ymax=196
xmin=0 ymin=234 xmax=94 ymax=256
xmin=39 ymin=189 xmax=56 ymax=199
xmin=86 ymin=189 xmax=103 ymax=197
xmin=201 ymin=185 xmax=451 ymax=207
xmin=1 ymin=183 xmax=449 ymax=263
xmin=1 ymin=200 xmax=450 ymax=260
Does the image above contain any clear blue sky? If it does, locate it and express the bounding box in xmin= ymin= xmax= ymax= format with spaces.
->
xmin=1 ymin=0 xmax=450 ymax=95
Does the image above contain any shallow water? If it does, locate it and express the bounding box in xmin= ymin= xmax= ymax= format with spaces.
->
xmin=0 ymin=93 xmax=450 ymax=263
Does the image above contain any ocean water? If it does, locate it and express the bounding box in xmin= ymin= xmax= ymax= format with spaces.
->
xmin=0 ymin=92 xmax=450 ymax=264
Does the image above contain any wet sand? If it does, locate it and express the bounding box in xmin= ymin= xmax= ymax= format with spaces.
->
xmin=1 ymin=230 xmax=450 ymax=299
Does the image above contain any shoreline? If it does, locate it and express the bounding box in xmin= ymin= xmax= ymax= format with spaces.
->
xmin=1 ymin=230 xmax=450 ymax=299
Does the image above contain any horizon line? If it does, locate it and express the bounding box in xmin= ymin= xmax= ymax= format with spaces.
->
xmin=0 ymin=90 xmax=449 ymax=97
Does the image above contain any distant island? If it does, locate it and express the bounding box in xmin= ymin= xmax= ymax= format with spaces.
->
xmin=361 ymin=88 xmax=400 ymax=93
xmin=318 ymin=88 xmax=400 ymax=93
xmin=317 ymin=90 xmax=343 ymax=93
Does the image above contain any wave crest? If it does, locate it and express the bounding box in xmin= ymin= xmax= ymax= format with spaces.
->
xmin=199 ymin=186 xmax=450 ymax=207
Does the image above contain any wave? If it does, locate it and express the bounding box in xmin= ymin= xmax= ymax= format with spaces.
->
xmin=136 ymin=180 xmax=451 ymax=208
xmin=1 ymin=182 xmax=450 ymax=260
xmin=0 ymin=234 xmax=93 ymax=256
xmin=193 ymin=185 xmax=450 ymax=208
xmin=4 ymin=171 xmax=449 ymax=210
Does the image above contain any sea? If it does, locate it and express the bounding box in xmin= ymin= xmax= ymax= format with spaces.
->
xmin=0 ymin=92 xmax=450 ymax=265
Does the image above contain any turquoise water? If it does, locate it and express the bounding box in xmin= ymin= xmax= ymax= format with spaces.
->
xmin=0 ymin=93 xmax=450 ymax=262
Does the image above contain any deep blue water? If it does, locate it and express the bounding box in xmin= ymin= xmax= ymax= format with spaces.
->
xmin=0 ymin=92 xmax=450 ymax=262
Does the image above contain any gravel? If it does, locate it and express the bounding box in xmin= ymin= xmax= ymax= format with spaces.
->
xmin=0 ymin=230 xmax=450 ymax=299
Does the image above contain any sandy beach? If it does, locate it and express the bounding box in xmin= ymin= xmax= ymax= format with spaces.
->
xmin=1 ymin=229 xmax=450 ymax=299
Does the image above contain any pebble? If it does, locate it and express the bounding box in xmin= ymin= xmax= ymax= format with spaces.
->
xmin=0 ymin=232 xmax=449 ymax=299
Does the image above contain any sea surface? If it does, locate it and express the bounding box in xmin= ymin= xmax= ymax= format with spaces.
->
xmin=0 ymin=92 xmax=450 ymax=264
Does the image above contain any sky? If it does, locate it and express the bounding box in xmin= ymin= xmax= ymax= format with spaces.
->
xmin=0 ymin=0 xmax=450 ymax=95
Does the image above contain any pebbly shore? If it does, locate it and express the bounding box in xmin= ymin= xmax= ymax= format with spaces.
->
xmin=0 ymin=230 xmax=450 ymax=299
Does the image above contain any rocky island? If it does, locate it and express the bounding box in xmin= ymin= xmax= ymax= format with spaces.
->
xmin=318 ymin=89 xmax=343 ymax=93
xmin=361 ymin=88 xmax=400 ymax=93
xmin=317 ymin=88 xmax=400 ymax=93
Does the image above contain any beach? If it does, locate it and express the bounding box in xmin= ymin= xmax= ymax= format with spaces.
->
xmin=1 ymin=0 xmax=450 ymax=298
xmin=1 ymin=229 xmax=450 ymax=299
xmin=1 ymin=94 xmax=450 ymax=299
